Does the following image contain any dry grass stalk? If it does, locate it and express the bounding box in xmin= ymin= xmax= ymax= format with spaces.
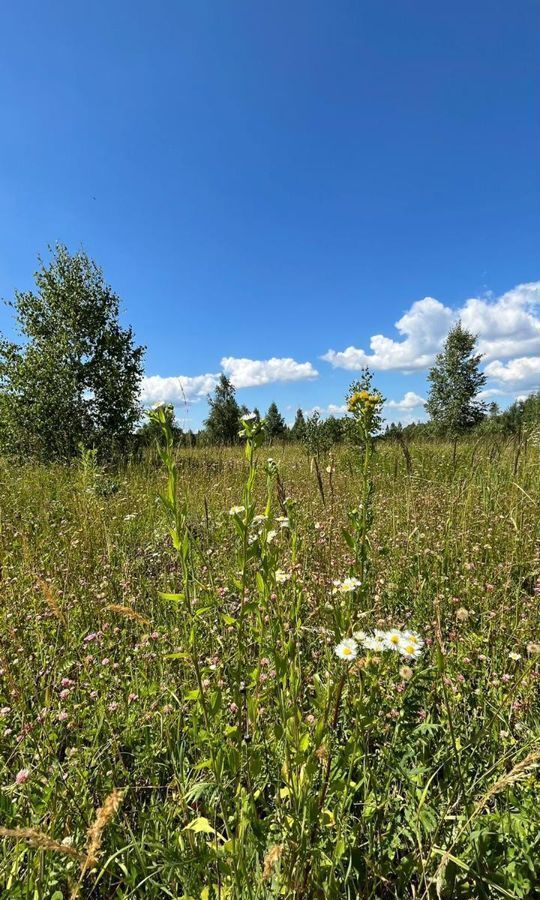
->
xmin=83 ymin=788 xmax=125 ymax=873
xmin=36 ymin=577 xmax=66 ymax=624
xmin=262 ymin=843 xmax=284 ymax=881
xmin=473 ymin=749 xmax=540 ymax=816
xmin=0 ymin=827 xmax=85 ymax=862
xmin=104 ymin=604 xmax=149 ymax=625
xmin=434 ymin=749 xmax=540 ymax=895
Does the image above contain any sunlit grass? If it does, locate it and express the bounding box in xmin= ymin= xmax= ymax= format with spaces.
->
xmin=0 ymin=434 xmax=539 ymax=898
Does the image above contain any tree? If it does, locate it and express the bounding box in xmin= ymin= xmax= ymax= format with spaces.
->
xmin=426 ymin=322 xmax=486 ymax=433
xmin=0 ymin=244 xmax=144 ymax=459
xmin=324 ymin=415 xmax=344 ymax=444
xmin=204 ymin=375 xmax=241 ymax=444
xmin=290 ymin=408 xmax=306 ymax=442
xmin=265 ymin=402 xmax=287 ymax=442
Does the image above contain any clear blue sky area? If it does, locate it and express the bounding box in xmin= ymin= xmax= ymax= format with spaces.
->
xmin=1 ymin=1 xmax=539 ymax=427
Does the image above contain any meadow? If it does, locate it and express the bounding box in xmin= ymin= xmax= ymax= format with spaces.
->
xmin=1 ymin=419 xmax=539 ymax=898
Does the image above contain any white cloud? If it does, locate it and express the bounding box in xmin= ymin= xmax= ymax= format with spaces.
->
xmin=386 ymin=391 xmax=426 ymax=410
xmin=221 ymin=356 xmax=318 ymax=388
xmin=484 ymin=356 xmax=540 ymax=391
xmin=322 ymin=282 xmax=540 ymax=372
xmin=141 ymin=373 xmax=220 ymax=406
xmin=140 ymin=356 xmax=318 ymax=406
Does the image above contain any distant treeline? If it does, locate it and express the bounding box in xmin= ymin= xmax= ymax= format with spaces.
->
xmin=136 ymin=388 xmax=540 ymax=452
xmin=1 ymin=245 xmax=538 ymax=462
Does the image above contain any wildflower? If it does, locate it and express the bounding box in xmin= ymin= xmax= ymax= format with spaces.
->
xmin=398 ymin=640 xmax=422 ymax=660
xmin=229 ymin=505 xmax=245 ymax=517
xmin=334 ymin=638 xmax=359 ymax=661
xmin=266 ymin=530 xmax=277 ymax=544
xmin=275 ymin=570 xmax=290 ymax=584
xmin=399 ymin=665 xmax=414 ymax=681
xmin=241 ymin=412 xmax=257 ymax=422
xmin=526 ymin=641 xmax=540 ymax=655
xmin=15 ymin=768 xmax=30 ymax=785
xmin=276 ymin=516 xmax=289 ymax=529
xmin=333 ymin=577 xmax=362 ymax=594
xmin=354 ymin=629 xmax=384 ymax=651
xmin=382 ymin=629 xmax=404 ymax=651
xmin=456 ymin=607 xmax=470 ymax=622
xmin=402 ymin=630 xmax=424 ymax=649
xmin=508 ymin=651 xmax=521 ymax=661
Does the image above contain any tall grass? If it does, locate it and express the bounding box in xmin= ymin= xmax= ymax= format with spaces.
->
xmin=0 ymin=431 xmax=539 ymax=898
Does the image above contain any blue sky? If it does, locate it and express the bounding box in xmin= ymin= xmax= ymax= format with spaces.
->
xmin=1 ymin=0 xmax=539 ymax=428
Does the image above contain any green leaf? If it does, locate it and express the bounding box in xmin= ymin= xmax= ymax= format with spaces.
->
xmin=184 ymin=817 xmax=215 ymax=835
xmin=158 ymin=591 xmax=185 ymax=602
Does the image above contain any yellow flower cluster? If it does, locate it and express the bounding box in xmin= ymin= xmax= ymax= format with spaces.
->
xmin=347 ymin=389 xmax=382 ymax=414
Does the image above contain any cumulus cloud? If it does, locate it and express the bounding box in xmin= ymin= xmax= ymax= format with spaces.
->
xmin=386 ymin=391 xmax=426 ymax=410
xmin=322 ymin=282 xmax=540 ymax=372
xmin=484 ymin=356 xmax=540 ymax=391
xmin=221 ymin=356 xmax=318 ymax=388
xmin=140 ymin=356 xmax=318 ymax=406
xmin=141 ymin=373 xmax=220 ymax=406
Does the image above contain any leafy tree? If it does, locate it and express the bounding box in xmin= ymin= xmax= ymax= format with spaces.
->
xmin=303 ymin=410 xmax=333 ymax=458
xmin=204 ymin=374 xmax=241 ymax=444
xmin=323 ymin=415 xmax=344 ymax=444
xmin=290 ymin=408 xmax=306 ymax=442
xmin=265 ymin=402 xmax=287 ymax=442
xmin=426 ymin=322 xmax=486 ymax=433
xmin=0 ymin=244 xmax=144 ymax=459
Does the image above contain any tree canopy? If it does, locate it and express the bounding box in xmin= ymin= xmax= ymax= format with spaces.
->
xmin=0 ymin=244 xmax=144 ymax=459
xmin=426 ymin=322 xmax=486 ymax=433
xmin=204 ymin=374 xmax=241 ymax=444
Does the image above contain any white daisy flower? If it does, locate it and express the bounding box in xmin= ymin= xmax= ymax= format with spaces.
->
xmin=334 ymin=638 xmax=359 ymax=662
xmin=228 ymin=505 xmax=246 ymax=517
xmin=251 ymin=514 xmax=266 ymax=527
xmin=275 ymin=570 xmax=291 ymax=584
xmin=382 ymin=629 xmax=405 ymax=651
xmin=332 ymin=577 xmax=362 ymax=594
xmin=361 ymin=634 xmax=386 ymax=652
xmin=398 ymin=640 xmax=422 ymax=660
xmin=508 ymin=651 xmax=521 ymax=661
xmin=276 ymin=516 xmax=290 ymax=529
xmin=402 ymin=630 xmax=424 ymax=649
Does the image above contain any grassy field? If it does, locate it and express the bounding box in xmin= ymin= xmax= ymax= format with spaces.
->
xmin=1 ymin=431 xmax=539 ymax=898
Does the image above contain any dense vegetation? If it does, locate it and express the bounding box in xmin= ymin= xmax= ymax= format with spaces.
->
xmin=1 ymin=420 xmax=539 ymax=897
xmin=1 ymin=247 xmax=540 ymax=897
